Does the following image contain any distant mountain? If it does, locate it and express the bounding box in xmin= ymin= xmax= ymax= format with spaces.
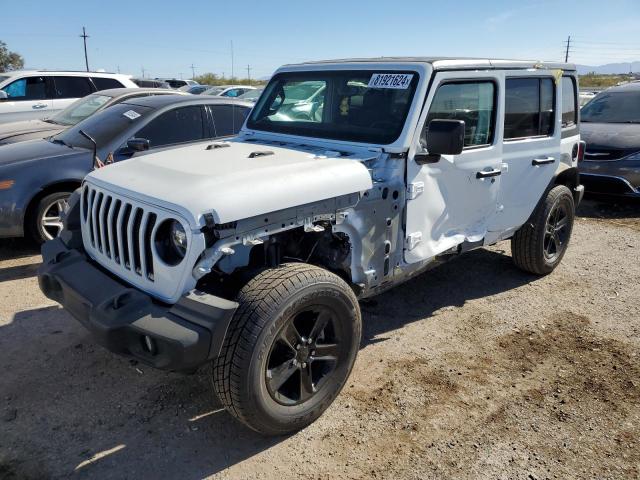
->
xmin=576 ymin=61 xmax=640 ymax=75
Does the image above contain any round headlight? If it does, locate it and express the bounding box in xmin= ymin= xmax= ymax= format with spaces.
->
xmin=155 ymin=219 xmax=188 ymax=266
xmin=170 ymin=220 xmax=187 ymax=256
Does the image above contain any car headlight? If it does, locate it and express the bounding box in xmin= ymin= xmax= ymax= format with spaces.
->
xmin=155 ymin=219 xmax=188 ymax=266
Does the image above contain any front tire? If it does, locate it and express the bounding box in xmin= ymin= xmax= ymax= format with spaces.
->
xmin=30 ymin=191 xmax=71 ymax=244
xmin=512 ymin=184 xmax=575 ymax=275
xmin=213 ymin=263 xmax=361 ymax=435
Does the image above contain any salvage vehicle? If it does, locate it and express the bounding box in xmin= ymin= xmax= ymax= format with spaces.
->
xmin=0 ymin=87 xmax=181 ymax=146
xmin=579 ymin=81 xmax=640 ymax=197
xmin=0 ymin=71 xmax=137 ymax=124
xmin=0 ymin=96 xmax=251 ymax=242
xmin=39 ymin=58 xmax=583 ymax=435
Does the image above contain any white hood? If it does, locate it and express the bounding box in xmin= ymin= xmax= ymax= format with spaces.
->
xmin=86 ymin=140 xmax=374 ymax=228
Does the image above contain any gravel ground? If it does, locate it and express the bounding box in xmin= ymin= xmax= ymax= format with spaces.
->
xmin=0 ymin=198 xmax=638 ymax=480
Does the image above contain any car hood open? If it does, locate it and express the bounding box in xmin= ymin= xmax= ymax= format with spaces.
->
xmin=86 ymin=140 xmax=374 ymax=227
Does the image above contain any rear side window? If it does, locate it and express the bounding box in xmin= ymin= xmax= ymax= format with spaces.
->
xmin=561 ymin=76 xmax=577 ymax=128
xmin=426 ymin=81 xmax=496 ymax=148
xmin=210 ymin=105 xmax=250 ymax=136
xmin=2 ymin=76 xmax=49 ymax=100
xmin=53 ymin=76 xmax=95 ymax=99
xmin=504 ymin=77 xmax=555 ymax=139
xmin=92 ymin=77 xmax=125 ymax=91
xmin=135 ymin=106 xmax=205 ymax=148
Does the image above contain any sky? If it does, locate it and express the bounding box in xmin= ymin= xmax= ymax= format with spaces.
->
xmin=2 ymin=0 xmax=640 ymax=80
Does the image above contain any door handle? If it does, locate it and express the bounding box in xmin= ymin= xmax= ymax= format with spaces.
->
xmin=532 ymin=156 xmax=555 ymax=166
xmin=476 ymin=169 xmax=502 ymax=179
xmin=32 ymin=103 xmax=47 ymax=109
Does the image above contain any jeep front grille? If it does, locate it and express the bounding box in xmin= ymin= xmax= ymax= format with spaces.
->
xmin=82 ymin=185 xmax=157 ymax=281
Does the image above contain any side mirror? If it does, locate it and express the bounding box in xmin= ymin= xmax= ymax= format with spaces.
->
xmin=126 ymin=138 xmax=150 ymax=152
xmin=426 ymin=119 xmax=465 ymax=155
xmin=0 ymin=91 xmax=8 ymax=101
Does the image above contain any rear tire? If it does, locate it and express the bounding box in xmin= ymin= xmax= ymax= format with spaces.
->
xmin=212 ymin=263 xmax=361 ymax=435
xmin=511 ymin=184 xmax=575 ymax=275
xmin=29 ymin=191 xmax=71 ymax=244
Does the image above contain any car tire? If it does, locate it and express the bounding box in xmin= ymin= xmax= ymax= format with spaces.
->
xmin=212 ymin=262 xmax=361 ymax=435
xmin=511 ymin=184 xmax=575 ymax=275
xmin=30 ymin=191 xmax=72 ymax=244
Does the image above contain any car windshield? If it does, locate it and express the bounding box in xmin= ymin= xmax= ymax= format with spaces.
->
xmin=48 ymin=94 xmax=112 ymax=126
xmin=204 ymin=87 xmax=225 ymax=96
xmin=238 ymin=89 xmax=263 ymax=101
xmin=581 ymin=91 xmax=640 ymax=123
xmin=51 ymin=103 xmax=153 ymax=149
xmin=247 ymin=70 xmax=419 ymax=144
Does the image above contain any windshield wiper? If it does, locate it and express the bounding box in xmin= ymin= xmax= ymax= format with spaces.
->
xmin=43 ymin=118 xmax=59 ymax=125
xmin=50 ymin=137 xmax=73 ymax=148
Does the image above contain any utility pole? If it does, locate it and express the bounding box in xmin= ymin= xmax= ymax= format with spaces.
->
xmin=230 ymin=40 xmax=235 ymax=80
xmin=190 ymin=64 xmax=196 ymax=79
xmin=141 ymin=66 xmax=146 ymax=78
xmin=564 ymin=35 xmax=571 ymax=63
xmin=246 ymin=64 xmax=252 ymax=85
xmin=117 ymin=65 xmax=120 ymax=74
xmin=80 ymin=26 xmax=90 ymax=72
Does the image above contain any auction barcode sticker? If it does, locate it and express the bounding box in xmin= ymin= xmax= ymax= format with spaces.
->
xmin=122 ymin=110 xmax=141 ymax=120
xmin=368 ymin=73 xmax=413 ymax=89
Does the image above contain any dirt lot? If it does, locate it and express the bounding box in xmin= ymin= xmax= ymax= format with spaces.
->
xmin=0 ymin=198 xmax=639 ymax=480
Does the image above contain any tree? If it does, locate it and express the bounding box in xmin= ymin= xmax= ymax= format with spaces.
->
xmin=0 ymin=41 xmax=24 ymax=72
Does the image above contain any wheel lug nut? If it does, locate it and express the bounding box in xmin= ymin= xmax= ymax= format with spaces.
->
xmin=292 ymin=359 xmax=298 ymax=366
xmin=296 ymin=344 xmax=300 ymax=350
xmin=302 ymin=362 xmax=307 ymax=368
xmin=307 ymin=338 xmax=313 ymax=344
xmin=311 ymin=350 xmax=315 ymax=355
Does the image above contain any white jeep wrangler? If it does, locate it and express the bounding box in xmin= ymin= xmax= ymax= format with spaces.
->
xmin=39 ymin=57 xmax=584 ymax=435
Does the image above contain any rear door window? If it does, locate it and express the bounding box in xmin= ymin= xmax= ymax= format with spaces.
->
xmin=135 ymin=106 xmax=206 ymax=148
xmin=210 ymin=104 xmax=250 ymax=136
xmin=504 ymin=77 xmax=555 ymax=139
xmin=53 ymin=76 xmax=95 ymax=99
xmin=1 ymin=76 xmax=49 ymax=100
xmin=91 ymin=77 xmax=126 ymax=90
xmin=561 ymin=76 xmax=577 ymax=128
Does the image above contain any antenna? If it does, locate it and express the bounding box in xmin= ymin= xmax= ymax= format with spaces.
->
xmin=80 ymin=27 xmax=90 ymax=72
xmin=564 ymin=35 xmax=571 ymax=63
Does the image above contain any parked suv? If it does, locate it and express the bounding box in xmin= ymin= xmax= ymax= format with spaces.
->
xmin=0 ymin=71 xmax=137 ymax=123
xmin=39 ymin=58 xmax=583 ymax=435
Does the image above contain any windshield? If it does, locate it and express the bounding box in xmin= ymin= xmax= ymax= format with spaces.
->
xmin=247 ymin=70 xmax=419 ymax=144
xmin=204 ymin=87 xmax=225 ymax=96
xmin=52 ymin=103 xmax=153 ymax=149
xmin=49 ymin=94 xmax=112 ymax=126
xmin=238 ymin=89 xmax=263 ymax=101
xmin=581 ymin=91 xmax=640 ymax=123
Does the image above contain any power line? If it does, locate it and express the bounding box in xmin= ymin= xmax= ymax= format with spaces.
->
xmin=80 ymin=26 xmax=90 ymax=72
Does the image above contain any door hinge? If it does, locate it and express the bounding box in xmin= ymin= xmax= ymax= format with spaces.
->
xmin=406 ymin=232 xmax=422 ymax=250
xmin=406 ymin=182 xmax=424 ymax=200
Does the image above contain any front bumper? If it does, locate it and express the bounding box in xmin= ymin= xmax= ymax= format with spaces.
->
xmin=579 ymin=172 xmax=640 ymax=197
xmin=38 ymin=237 xmax=238 ymax=371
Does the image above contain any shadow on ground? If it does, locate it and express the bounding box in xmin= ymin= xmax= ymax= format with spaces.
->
xmin=577 ymin=196 xmax=640 ymax=220
xmin=0 ymin=245 xmax=536 ymax=479
xmin=0 ymin=238 xmax=39 ymax=263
